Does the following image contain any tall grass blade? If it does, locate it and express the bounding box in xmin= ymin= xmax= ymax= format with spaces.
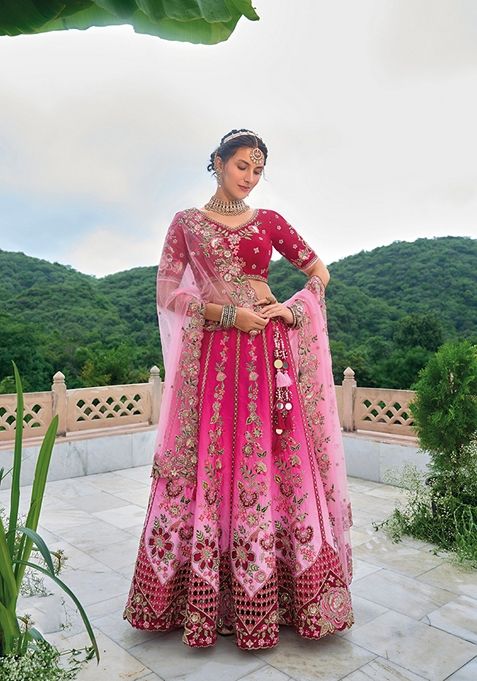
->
xmin=14 ymin=415 xmax=58 ymax=588
xmin=7 ymin=361 xmax=23 ymax=557
xmin=0 ymin=519 xmax=17 ymax=607
xmin=0 ymin=600 xmax=20 ymax=652
xmin=15 ymin=527 xmax=56 ymax=575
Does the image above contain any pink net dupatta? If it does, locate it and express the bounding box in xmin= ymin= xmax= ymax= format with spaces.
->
xmin=152 ymin=224 xmax=206 ymax=483
xmin=284 ymin=276 xmax=353 ymax=585
xmin=152 ymin=210 xmax=253 ymax=482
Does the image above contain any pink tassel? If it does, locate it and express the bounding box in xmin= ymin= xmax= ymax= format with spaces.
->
xmin=276 ymin=371 xmax=292 ymax=387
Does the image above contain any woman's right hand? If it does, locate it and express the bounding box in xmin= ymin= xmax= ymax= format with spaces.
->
xmin=234 ymin=306 xmax=269 ymax=333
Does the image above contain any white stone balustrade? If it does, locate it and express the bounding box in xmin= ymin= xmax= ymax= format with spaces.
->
xmin=0 ymin=366 xmax=164 ymax=443
xmin=0 ymin=366 xmax=416 ymax=443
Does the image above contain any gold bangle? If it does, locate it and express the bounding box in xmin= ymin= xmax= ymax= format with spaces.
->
xmin=220 ymin=304 xmax=236 ymax=328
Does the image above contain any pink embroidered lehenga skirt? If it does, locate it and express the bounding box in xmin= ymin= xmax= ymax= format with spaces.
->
xmin=124 ymin=317 xmax=354 ymax=649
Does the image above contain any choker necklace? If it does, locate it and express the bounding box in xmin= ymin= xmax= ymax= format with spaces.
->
xmin=203 ymin=196 xmax=250 ymax=215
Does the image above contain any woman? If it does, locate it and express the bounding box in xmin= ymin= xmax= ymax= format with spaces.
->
xmin=124 ymin=129 xmax=354 ymax=650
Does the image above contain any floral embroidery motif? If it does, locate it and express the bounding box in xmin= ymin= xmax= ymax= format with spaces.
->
xmin=239 ymin=488 xmax=258 ymax=507
xmin=294 ymin=525 xmax=314 ymax=545
xmin=193 ymin=537 xmax=219 ymax=571
xmin=154 ymin=301 xmax=205 ymax=481
xmin=296 ymin=308 xmax=331 ymax=480
xmin=275 ymin=525 xmax=291 ymax=560
xmin=179 ymin=525 xmax=193 ymax=541
xmin=269 ymin=211 xmax=319 ymax=271
xmin=305 ymin=275 xmax=327 ymax=325
xmin=320 ymin=586 xmax=353 ymax=629
xmin=157 ymin=219 xmax=187 ymax=280
xmin=231 ymin=536 xmax=256 ymax=571
xmin=183 ymin=209 xmax=260 ymax=309
xmin=166 ymin=479 xmax=184 ymax=497
xmin=200 ymin=332 xmax=229 ymax=518
xmin=242 ymin=336 xmax=268 ymax=460
xmin=149 ymin=522 xmax=173 ymax=561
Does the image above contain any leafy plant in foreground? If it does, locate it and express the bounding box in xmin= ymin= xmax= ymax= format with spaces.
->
xmin=378 ymin=340 xmax=477 ymax=566
xmin=0 ymin=638 xmax=93 ymax=681
xmin=410 ymin=339 xmax=477 ymax=498
xmin=0 ymin=361 xmax=99 ymax=673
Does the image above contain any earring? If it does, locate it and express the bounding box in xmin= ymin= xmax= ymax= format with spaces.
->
xmin=215 ymin=167 xmax=222 ymax=186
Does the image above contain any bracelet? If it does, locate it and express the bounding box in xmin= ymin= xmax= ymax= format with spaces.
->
xmin=225 ymin=305 xmax=237 ymax=328
xmin=229 ymin=305 xmax=237 ymax=327
xmin=220 ymin=304 xmax=237 ymax=328
xmin=220 ymin=304 xmax=229 ymax=327
xmin=285 ymin=300 xmax=305 ymax=329
xmin=286 ymin=305 xmax=296 ymax=328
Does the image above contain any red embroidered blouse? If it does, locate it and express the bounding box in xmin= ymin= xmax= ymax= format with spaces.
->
xmin=159 ymin=208 xmax=319 ymax=284
xmin=202 ymin=208 xmax=318 ymax=281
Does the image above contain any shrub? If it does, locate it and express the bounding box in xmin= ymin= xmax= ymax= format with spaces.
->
xmin=378 ymin=340 xmax=477 ymax=566
xmin=410 ymin=339 xmax=477 ymax=497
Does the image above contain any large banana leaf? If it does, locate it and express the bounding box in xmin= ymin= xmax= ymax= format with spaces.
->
xmin=0 ymin=1 xmax=260 ymax=44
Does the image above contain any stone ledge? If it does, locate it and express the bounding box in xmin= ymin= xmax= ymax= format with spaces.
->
xmin=0 ymin=425 xmax=429 ymax=490
xmin=343 ymin=431 xmax=429 ymax=485
xmin=0 ymin=422 xmax=156 ymax=451
xmin=0 ymin=427 xmax=157 ymax=489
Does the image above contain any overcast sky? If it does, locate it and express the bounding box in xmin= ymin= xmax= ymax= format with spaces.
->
xmin=0 ymin=0 xmax=476 ymax=277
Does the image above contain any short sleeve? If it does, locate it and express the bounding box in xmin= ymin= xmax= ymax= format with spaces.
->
xmin=157 ymin=212 xmax=189 ymax=281
xmin=268 ymin=210 xmax=318 ymax=271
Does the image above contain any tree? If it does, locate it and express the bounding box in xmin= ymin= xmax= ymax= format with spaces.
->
xmin=0 ymin=313 xmax=46 ymax=392
xmin=0 ymin=1 xmax=259 ymax=44
xmin=79 ymin=343 xmax=143 ymax=386
xmin=410 ymin=339 xmax=477 ymax=496
xmin=374 ymin=346 xmax=433 ymax=390
xmin=393 ymin=312 xmax=444 ymax=352
xmin=410 ymin=340 xmax=477 ymax=484
xmin=378 ymin=340 xmax=477 ymax=565
xmin=329 ymin=340 xmax=374 ymax=387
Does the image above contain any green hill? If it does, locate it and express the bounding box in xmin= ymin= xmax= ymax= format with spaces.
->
xmin=0 ymin=236 xmax=475 ymax=392
xmin=327 ymin=236 xmax=476 ymax=336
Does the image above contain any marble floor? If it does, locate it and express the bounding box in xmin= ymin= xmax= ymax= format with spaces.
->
xmin=3 ymin=467 xmax=476 ymax=681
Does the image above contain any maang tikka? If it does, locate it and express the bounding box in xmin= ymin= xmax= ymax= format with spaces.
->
xmin=249 ymin=144 xmax=264 ymax=166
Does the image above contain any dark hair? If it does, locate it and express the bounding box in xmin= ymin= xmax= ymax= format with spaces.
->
xmin=206 ymin=128 xmax=268 ymax=178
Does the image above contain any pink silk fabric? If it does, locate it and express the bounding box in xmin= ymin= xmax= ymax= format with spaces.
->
xmin=124 ymin=208 xmax=354 ymax=649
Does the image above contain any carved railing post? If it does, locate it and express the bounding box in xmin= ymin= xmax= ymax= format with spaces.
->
xmin=51 ymin=371 xmax=67 ymax=436
xmin=149 ymin=365 xmax=163 ymax=425
xmin=342 ymin=366 xmax=356 ymax=432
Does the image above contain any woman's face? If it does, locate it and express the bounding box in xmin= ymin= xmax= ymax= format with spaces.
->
xmin=219 ymin=147 xmax=264 ymax=199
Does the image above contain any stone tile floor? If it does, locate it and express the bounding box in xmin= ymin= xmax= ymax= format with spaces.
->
xmin=2 ymin=466 xmax=476 ymax=681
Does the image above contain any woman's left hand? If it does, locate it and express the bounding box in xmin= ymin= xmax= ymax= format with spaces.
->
xmin=257 ymin=299 xmax=293 ymax=325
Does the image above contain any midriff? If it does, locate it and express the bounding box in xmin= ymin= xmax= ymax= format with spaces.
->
xmin=247 ymin=279 xmax=274 ymax=302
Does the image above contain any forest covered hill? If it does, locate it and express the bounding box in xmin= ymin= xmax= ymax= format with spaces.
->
xmin=1 ymin=235 xmax=475 ymax=392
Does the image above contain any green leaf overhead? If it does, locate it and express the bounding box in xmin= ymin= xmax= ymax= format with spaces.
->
xmin=0 ymin=0 xmax=259 ymax=43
